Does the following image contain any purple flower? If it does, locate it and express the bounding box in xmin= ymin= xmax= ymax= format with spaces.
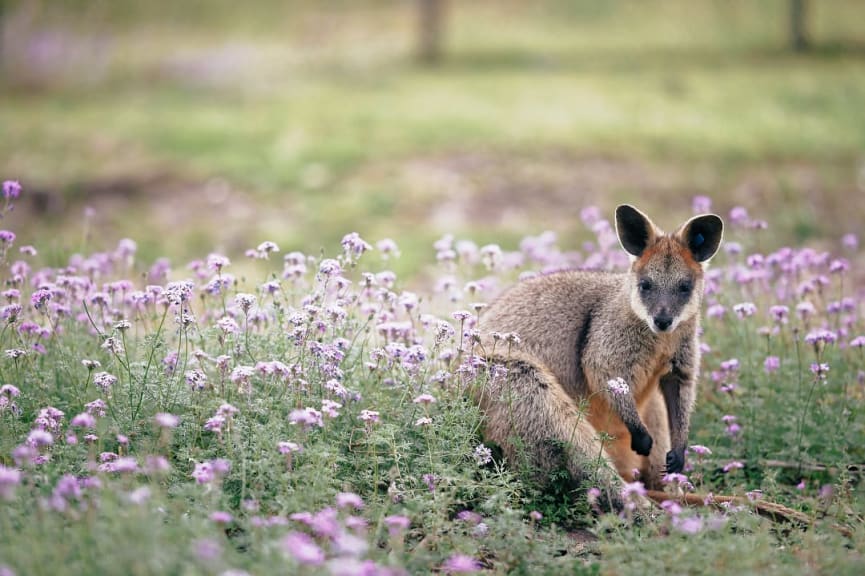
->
xmin=104 ymin=456 xmax=139 ymax=474
xmin=154 ymin=412 xmax=180 ymax=428
xmin=278 ymin=441 xmax=303 ymax=454
xmin=2 ymin=180 xmax=21 ymax=199
xmin=358 ymin=410 xmax=379 ymax=424
xmin=127 ymin=486 xmax=151 ymax=505
xmin=341 ymin=232 xmax=373 ymax=257
xmin=661 ymin=500 xmax=683 ymax=516
xmin=308 ymin=507 xmax=340 ymax=538
xmin=796 ymin=301 xmax=816 ymax=319
xmin=456 ymin=510 xmax=482 ymax=525
xmin=383 ymin=515 xmax=410 ymax=535
xmin=192 ymin=462 xmax=214 ymax=484
xmin=621 ymin=481 xmax=647 ymax=499
xmin=185 ymin=368 xmax=207 ymax=390
xmin=234 ymin=293 xmax=257 ymax=313
xmin=0 ymin=384 xmax=20 ymax=398
xmin=27 ymin=429 xmax=53 ymax=447
xmin=842 ymin=233 xmax=858 ymax=251
xmin=692 ymin=196 xmax=712 ymax=214
xmin=706 ymin=304 xmax=726 ymax=319
xmin=318 ymin=259 xmax=342 ymax=278
xmin=729 ymin=206 xmax=750 ymax=226
xmin=144 ymin=455 xmax=171 ymax=475
xmin=606 ymin=377 xmax=630 ymax=396
xmin=804 ymin=329 xmax=837 ymax=346
xmin=671 ymin=515 xmax=703 ymax=535
xmin=769 ymin=305 xmax=789 ymax=323
xmin=732 ymin=302 xmax=757 ymax=319
xmin=722 ymin=460 xmax=744 ymax=473
xmin=211 ymin=458 xmax=232 ymax=475
xmin=810 ymin=363 xmax=830 ymax=379
xmin=30 ymin=288 xmax=51 ymax=310
xmin=71 ymin=413 xmax=96 ymax=428
xmin=720 ymin=358 xmax=739 ymax=372
xmin=662 ymin=473 xmax=694 ymax=491
xmin=289 ymin=407 xmax=324 ymax=429
xmin=829 ymin=259 xmax=849 ymax=274
xmin=282 ymin=532 xmax=325 ymax=566
xmin=83 ymin=398 xmax=106 ymax=417
xmin=442 ymin=554 xmax=482 ymax=573
xmin=764 ymin=356 xmax=780 ymax=373
xmin=688 ymin=444 xmax=712 ymax=456
xmin=256 ymin=240 xmax=280 ymax=257
xmin=193 ymin=538 xmax=222 ymax=563
xmin=451 ymin=310 xmax=473 ymax=322
xmin=333 ymin=532 xmax=371 ymax=560
xmin=423 ymin=473 xmax=437 ymax=492
xmin=0 ymin=465 xmax=22 ymax=500
xmin=412 ymin=393 xmax=437 ymax=405
xmin=204 ymin=415 xmax=226 ymax=433
xmin=93 ymin=372 xmax=117 ymax=393
xmin=216 ymin=403 xmax=238 ymax=417
xmin=376 ymin=238 xmax=400 ymax=259
xmin=210 ymin=511 xmax=234 ymax=524
xmin=473 ymin=444 xmax=492 ymax=466
xmin=336 ymin=492 xmax=364 ymax=510
xmin=850 ymin=336 xmax=865 ymax=348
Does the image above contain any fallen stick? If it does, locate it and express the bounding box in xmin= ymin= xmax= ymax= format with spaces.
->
xmin=645 ymin=490 xmax=853 ymax=538
xmin=697 ymin=459 xmax=863 ymax=475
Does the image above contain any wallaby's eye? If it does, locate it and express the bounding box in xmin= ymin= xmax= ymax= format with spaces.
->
xmin=638 ymin=280 xmax=653 ymax=292
xmin=678 ymin=281 xmax=693 ymax=294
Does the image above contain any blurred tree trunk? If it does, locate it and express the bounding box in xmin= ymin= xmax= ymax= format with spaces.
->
xmin=417 ymin=0 xmax=446 ymax=64
xmin=790 ymin=0 xmax=809 ymax=52
xmin=0 ymin=0 xmax=5 ymax=68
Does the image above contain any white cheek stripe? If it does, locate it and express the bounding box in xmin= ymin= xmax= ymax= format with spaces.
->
xmin=629 ymin=288 xmax=655 ymax=332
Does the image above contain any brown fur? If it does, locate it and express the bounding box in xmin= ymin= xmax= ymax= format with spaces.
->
xmin=472 ymin=205 xmax=723 ymax=512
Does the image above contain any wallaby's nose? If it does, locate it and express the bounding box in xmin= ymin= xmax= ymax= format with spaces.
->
xmin=654 ymin=316 xmax=673 ymax=331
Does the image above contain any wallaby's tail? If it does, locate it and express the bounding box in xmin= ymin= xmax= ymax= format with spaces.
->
xmin=645 ymin=490 xmax=852 ymax=537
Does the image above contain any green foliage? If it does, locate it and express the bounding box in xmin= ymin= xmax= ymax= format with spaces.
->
xmin=0 ymin=211 xmax=863 ymax=574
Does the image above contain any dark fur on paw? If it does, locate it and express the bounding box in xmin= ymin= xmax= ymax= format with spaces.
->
xmin=630 ymin=427 xmax=653 ymax=457
xmin=665 ymin=449 xmax=685 ymax=474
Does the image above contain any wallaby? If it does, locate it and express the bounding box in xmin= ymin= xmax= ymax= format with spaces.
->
xmin=474 ymin=205 xmax=724 ymax=512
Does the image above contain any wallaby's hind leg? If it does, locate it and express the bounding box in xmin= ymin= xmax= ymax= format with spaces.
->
xmin=641 ymin=389 xmax=671 ymax=490
xmin=474 ymin=355 xmax=627 ymax=512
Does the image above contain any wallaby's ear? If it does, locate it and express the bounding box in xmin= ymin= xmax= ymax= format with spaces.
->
xmin=676 ymin=214 xmax=724 ymax=263
xmin=615 ymin=205 xmax=658 ymax=257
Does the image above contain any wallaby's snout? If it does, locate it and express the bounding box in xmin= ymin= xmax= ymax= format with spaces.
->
xmin=653 ymin=314 xmax=673 ymax=332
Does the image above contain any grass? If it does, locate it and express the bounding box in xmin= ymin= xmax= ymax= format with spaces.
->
xmin=0 ymin=189 xmax=863 ymax=575
xmin=2 ymin=1 xmax=865 ymax=270
xmin=1 ymin=3 xmax=864 ymax=571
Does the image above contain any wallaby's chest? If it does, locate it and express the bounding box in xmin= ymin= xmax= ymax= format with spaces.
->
xmin=634 ymin=352 xmax=674 ymax=407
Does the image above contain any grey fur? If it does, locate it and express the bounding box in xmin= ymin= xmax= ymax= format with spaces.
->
xmin=473 ymin=205 xmax=723 ymax=512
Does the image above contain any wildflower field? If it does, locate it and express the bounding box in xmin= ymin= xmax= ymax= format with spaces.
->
xmin=0 ymin=180 xmax=863 ymax=575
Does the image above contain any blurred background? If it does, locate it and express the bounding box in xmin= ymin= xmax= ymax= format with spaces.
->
xmin=1 ymin=0 xmax=864 ymax=274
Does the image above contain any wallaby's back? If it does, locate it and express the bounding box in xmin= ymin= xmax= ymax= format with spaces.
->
xmin=481 ymin=270 xmax=627 ymax=399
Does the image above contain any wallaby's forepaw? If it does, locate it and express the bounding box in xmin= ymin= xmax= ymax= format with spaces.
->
xmin=630 ymin=428 xmax=653 ymax=456
xmin=665 ymin=449 xmax=685 ymax=474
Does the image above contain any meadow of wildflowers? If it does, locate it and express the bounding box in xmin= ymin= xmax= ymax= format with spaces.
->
xmin=0 ymin=182 xmax=863 ymax=575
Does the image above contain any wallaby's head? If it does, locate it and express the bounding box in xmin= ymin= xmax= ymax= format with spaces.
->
xmin=615 ymin=204 xmax=723 ymax=334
